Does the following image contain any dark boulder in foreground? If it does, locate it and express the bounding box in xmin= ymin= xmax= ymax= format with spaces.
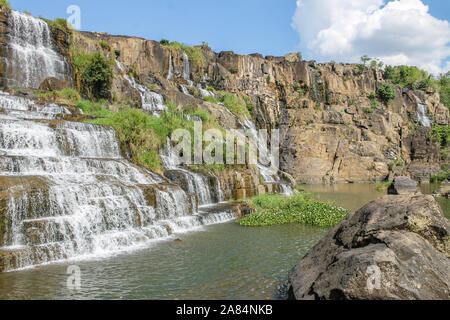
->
xmin=388 ymin=176 xmax=420 ymax=195
xmin=288 ymin=194 xmax=450 ymax=300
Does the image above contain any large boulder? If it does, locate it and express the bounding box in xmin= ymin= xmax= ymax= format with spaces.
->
xmin=388 ymin=176 xmax=420 ymax=195
xmin=288 ymin=194 xmax=450 ymax=300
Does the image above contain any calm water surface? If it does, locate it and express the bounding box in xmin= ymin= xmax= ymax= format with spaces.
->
xmin=0 ymin=183 xmax=448 ymax=300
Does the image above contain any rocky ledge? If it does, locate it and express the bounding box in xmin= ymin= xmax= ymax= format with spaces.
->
xmin=288 ymin=194 xmax=450 ymax=300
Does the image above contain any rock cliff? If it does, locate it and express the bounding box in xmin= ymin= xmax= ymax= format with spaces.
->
xmin=0 ymin=11 xmax=448 ymax=185
xmin=67 ymin=30 xmax=449 ymax=185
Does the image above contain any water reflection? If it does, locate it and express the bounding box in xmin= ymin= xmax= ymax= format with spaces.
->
xmin=1 ymin=183 xmax=448 ymax=300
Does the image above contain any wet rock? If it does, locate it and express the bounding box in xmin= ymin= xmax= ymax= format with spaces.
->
xmin=388 ymin=176 xmax=420 ymax=195
xmin=288 ymin=194 xmax=450 ymax=300
xmin=39 ymin=77 xmax=71 ymax=91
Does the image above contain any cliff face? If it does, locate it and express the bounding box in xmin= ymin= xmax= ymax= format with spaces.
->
xmin=30 ymin=29 xmax=450 ymax=184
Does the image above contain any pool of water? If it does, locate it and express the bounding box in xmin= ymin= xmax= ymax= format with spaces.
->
xmin=304 ymin=183 xmax=450 ymax=218
xmin=0 ymin=183 xmax=448 ymax=300
xmin=0 ymin=223 xmax=326 ymax=300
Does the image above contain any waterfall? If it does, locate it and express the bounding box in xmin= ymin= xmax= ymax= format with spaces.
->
xmin=117 ymin=61 xmax=166 ymax=116
xmin=167 ymin=54 xmax=174 ymax=80
xmin=5 ymin=11 xmax=71 ymax=89
xmin=0 ymin=93 xmax=235 ymax=272
xmin=160 ymin=139 xmax=216 ymax=206
xmin=182 ymin=52 xmax=193 ymax=86
xmin=418 ymin=103 xmax=432 ymax=127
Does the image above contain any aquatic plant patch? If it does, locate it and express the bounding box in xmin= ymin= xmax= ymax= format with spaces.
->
xmin=238 ymin=194 xmax=350 ymax=228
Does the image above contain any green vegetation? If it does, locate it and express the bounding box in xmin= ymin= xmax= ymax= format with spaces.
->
xmin=377 ymin=84 xmax=396 ymax=105
xmin=439 ymin=73 xmax=450 ymax=109
xmin=36 ymin=88 xmax=81 ymax=104
xmin=368 ymin=92 xmax=378 ymax=109
xmin=81 ymin=101 xmax=224 ymax=172
xmin=360 ymin=55 xmax=371 ymax=66
xmin=237 ymin=193 xmax=349 ymax=228
xmin=0 ymin=0 xmax=11 ymax=9
xmin=41 ymin=17 xmax=71 ymax=32
xmin=73 ymin=51 xmax=114 ymax=100
xmin=203 ymin=96 xmax=219 ymax=104
xmin=431 ymin=173 xmax=448 ymax=184
xmin=385 ymin=66 xmax=449 ymax=109
xmin=206 ymin=92 xmax=250 ymax=118
xmin=99 ymin=41 xmax=111 ymax=51
xmin=431 ymin=125 xmax=450 ymax=147
xmin=364 ymin=107 xmax=374 ymax=114
xmin=375 ymin=181 xmax=392 ymax=191
xmin=385 ymin=65 xmax=432 ymax=91
xmin=161 ymin=41 xmax=205 ymax=70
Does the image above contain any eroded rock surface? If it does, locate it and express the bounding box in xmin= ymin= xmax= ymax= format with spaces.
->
xmin=288 ymin=194 xmax=450 ymax=300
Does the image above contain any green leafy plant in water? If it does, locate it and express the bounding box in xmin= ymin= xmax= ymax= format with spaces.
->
xmin=237 ymin=193 xmax=349 ymax=228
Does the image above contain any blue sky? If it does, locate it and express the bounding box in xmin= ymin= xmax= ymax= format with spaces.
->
xmin=9 ymin=0 xmax=450 ymax=73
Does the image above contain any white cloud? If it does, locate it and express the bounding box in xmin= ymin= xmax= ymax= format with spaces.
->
xmin=292 ymin=0 xmax=450 ymax=74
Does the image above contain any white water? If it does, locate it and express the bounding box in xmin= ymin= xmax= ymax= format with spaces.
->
xmin=5 ymin=11 xmax=71 ymax=88
xmin=117 ymin=61 xmax=166 ymax=116
xmin=418 ymin=103 xmax=432 ymax=127
xmin=182 ymin=52 xmax=193 ymax=86
xmin=0 ymin=94 xmax=235 ymax=272
xmin=167 ymin=54 xmax=174 ymax=80
xmin=160 ymin=139 xmax=220 ymax=205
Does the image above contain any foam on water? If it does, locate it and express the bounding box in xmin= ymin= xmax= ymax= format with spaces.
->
xmin=5 ymin=11 xmax=71 ymax=88
xmin=0 ymin=94 xmax=235 ymax=272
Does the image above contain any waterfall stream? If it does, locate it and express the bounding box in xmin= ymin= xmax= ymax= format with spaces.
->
xmin=169 ymin=53 xmax=291 ymax=195
xmin=5 ymin=11 xmax=71 ymax=89
xmin=0 ymin=93 xmax=235 ymax=272
xmin=160 ymin=139 xmax=223 ymax=206
xmin=116 ymin=61 xmax=166 ymax=116
xmin=418 ymin=103 xmax=432 ymax=127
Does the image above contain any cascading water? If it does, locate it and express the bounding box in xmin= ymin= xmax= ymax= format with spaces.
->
xmin=116 ymin=61 xmax=166 ymax=116
xmin=418 ymin=103 xmax=432 ymax=127
xmin=167 ymin=54 xmax=174 ymax=80
xmin=160 ymin=139 xmax=222 ymax=206
xmin=0 ymin=93 xmax=235 ymax=272
xmin=182 ymin=52 xmax=193 ymax=86
xmin=4 ymin=11 xmax=71 ymax=89
xmin=165 ymin=50 xmax=289 ymax=195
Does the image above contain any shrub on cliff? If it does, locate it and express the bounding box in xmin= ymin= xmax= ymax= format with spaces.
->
xmin=377 ymin=84 xmax=396 ymax=105
xmin=0 ymin=0 xmax=11 ymax=9
xmin=238 ymin=194 xmax=349 ymax=228
xmin=81 ymin=101 xmax=225 ymax=172
xmin=75 ymin=52 xmax=114 ymax=100
xmin=431 ymin=125 xmax=450 ymax=147
xmin=161 ymin=41 xmax=205 ymax=71
xmin=384 ymin=65 xmax=436 ymax=92
xmin=216 ymin=92 xmax=249 ymax=118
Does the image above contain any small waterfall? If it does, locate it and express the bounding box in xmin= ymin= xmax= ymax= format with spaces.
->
xmin=117 ymin=61 xmax=166 ymax=116
xmin=418 ymin=103 xmax=432 ymax=127
xmin=179 ymin=84 xmax=192 ymax=97
xmin=182 ymin=52 xmax=193 ymax=86
xmin=5 ymin=11 xmax=71 ymax=88
xmin=167 ymin=54 xmax=174 ymax=80
xmin=197 ymin=84 xmax=215 ymax=98
xmin=160 ymin=139 xmax=215 ymax=206
xmin=0 ymin=93 xmax=235 ymax=272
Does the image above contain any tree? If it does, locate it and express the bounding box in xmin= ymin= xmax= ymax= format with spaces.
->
xmin=377 ymin=84 xmax=396 ymax=105
xmin=82 ymin=52 xmax=114 ymax=100
xmin=360 ymin=55 xmax=371 ymax=66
